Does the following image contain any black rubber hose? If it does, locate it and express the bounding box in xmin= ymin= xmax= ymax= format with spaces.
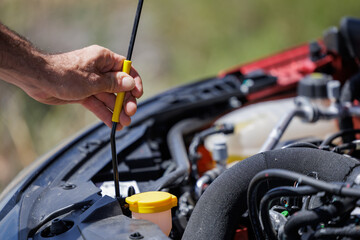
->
xmin=284 ymin=204 xmax=338 ymax=240
xmin=259 ymin=186 xmax=318 ymax=240
xmin=313 ymin=226 xmax=360 ymax=238
xmin=284 ymin=197 xmax=357 ymax=239
xmin=182 ymin=148 xmax=360 ymax=240
xmin=248 ymin=169 xmax=360 ymax=239
xmin=189 ymin=124 xmax=234 ymax=162
xmin=188 ymin=123 xmax=234 ymax=179
xmin=150 ymin=118 xmax=208 ymax=191
xmin=319 ymin=129 xmax=360 ymax=148
xmin=333 ymin=141 xmax=358 ymax=153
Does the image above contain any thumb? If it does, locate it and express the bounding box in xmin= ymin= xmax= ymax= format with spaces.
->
xmin=103 ymin=71 xmax=136 ymax=93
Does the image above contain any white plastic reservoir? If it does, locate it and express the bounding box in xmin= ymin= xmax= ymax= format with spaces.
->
xmin=205 ymin=98 xmax=338 ymax=161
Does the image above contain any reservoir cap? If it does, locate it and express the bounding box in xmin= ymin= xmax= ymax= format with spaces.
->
xmin=126 ymin=191 xmax=177 ymax=214
xmin=298 ymin=73 xmax=332 ymax=99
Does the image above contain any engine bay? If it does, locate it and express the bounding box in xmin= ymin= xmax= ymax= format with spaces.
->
xmin=2 ymin=17 xmax=360 ymax=240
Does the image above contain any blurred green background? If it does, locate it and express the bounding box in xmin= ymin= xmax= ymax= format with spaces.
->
xmin=0 ymin=0 xmax=360 ymax=191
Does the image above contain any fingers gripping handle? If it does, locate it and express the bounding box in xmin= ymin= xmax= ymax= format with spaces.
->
xmin=112 ymin=60 xmax=132 ymax=123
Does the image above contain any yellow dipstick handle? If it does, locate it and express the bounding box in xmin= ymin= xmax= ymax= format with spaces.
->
xmin=112 ymin=60 xmax=132 ymax=123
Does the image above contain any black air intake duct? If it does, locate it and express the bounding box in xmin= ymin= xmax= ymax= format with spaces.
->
xmin=182 ymin=148 xmax=360 ymax=240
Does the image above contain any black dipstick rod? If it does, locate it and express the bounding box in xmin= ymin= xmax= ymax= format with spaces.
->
xmin=111 ymin=0 xmax=144 ymax=199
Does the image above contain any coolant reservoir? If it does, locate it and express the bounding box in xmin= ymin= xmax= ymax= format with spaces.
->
xmin=205 ymin=98 xmax=338 ymax=161
xmin=126 ymin=191 xmax=177 ymax=236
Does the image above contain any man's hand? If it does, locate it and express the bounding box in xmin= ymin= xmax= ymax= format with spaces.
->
xmin=0 ymin=23 xmax=143 ymax=130
xmin=39 ymin=45 xmax=143 ymax=130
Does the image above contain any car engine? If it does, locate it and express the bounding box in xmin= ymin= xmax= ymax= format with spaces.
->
xmin=1 ymin=17 xmax=360 ymax=240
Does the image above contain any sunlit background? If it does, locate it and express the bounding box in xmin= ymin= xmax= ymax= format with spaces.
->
xmin=0 ymin=0 xmax=360 ymax=191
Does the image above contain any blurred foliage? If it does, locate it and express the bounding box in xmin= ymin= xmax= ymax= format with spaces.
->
xmin=0 ymin=0 xmax=360 ymax=191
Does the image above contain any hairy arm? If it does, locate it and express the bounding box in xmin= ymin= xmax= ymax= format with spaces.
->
xmin=0 ymin=23 xmax=143 ymax=130
xmin=0 ymin=23 xmax=50 ymax=92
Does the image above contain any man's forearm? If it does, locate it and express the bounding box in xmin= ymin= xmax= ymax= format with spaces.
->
xmin=0 ymin=22 xmax=50 ymax=90
xmin=0 ymin=22 xmax=143 ymax=129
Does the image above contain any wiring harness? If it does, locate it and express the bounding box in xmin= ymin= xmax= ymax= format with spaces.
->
xmin=248 ymin=169 xmax=360 ymax=240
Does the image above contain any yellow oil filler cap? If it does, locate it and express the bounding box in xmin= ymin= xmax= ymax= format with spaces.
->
xmin=126 ymin=191 xmax=178 ymax=236
xmin=126 ymin=191 xmax=177 ymax=213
